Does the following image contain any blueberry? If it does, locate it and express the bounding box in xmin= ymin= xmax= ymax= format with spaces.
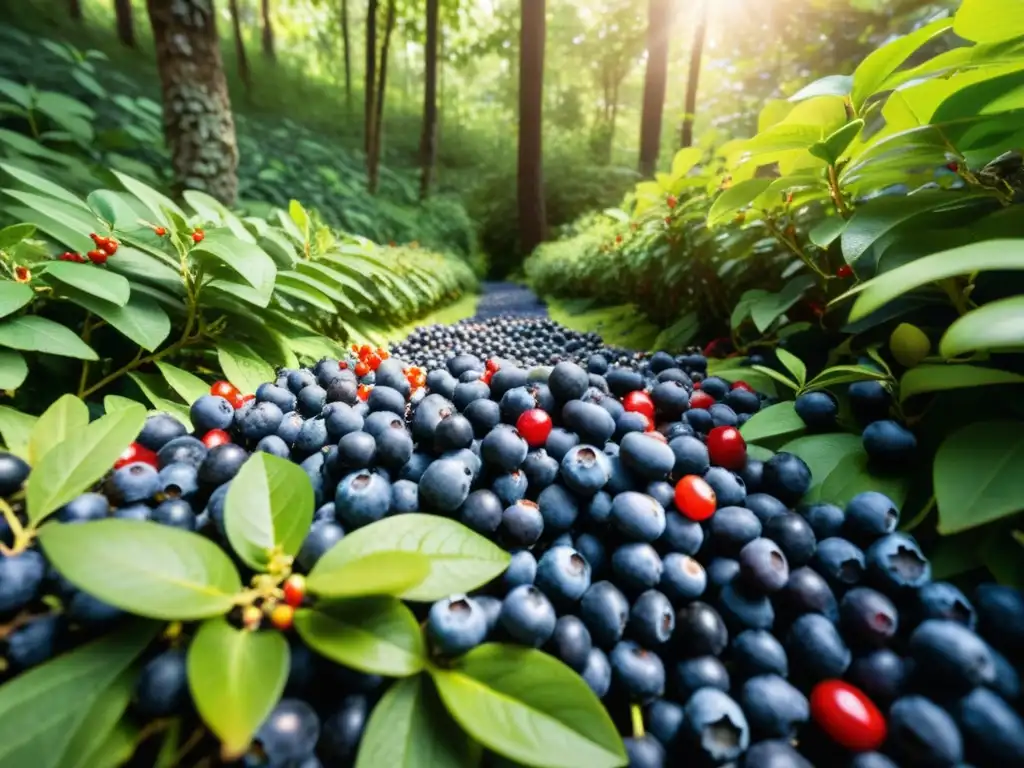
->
xmin=610 ymin=491 xmax=666 ymax=542
xmin=237 ymin=401 xmax=285 ymax=442
xmin=849 ymin=649 xmax=907 ymax=705
xmin=786 ymin=613 xmax=851 ymax=683
xmin=740 ymin=674 xmax=808 ymax=739
xmin=575 ymin=532 xmax=607 ymax=576
xmin=724 ymin=388 xmax=759 ymax=415
xmin=441 ymin=447 xmax=482 ymax=481
xmin=707 ymin=506 xmax=762 ymax=556
xmin=562 ymin=400 xmax=615 ymax=445
xmin=433 ymin=414 xmax=474 ymax=453
xmin=190 ymin=394 xmax=235 ymax=433
xmin=763 ymin=512 xmax=816 ymax=567
xmin=104 ymin=462 xmax=161 ymax=504
xmin=702 ymin=467 xmax=746 ymax=507
xmin=615 ymin=410 xmax=651 ymax=441
xmin=134 ymin=649 xmax=189 ymax=717
xmin=464 ymin=398 xmax=502 ymax=438
xmin=545 ymin=427 xmax=580 ymax=462
xmin=522 ymin=449 xmax=559 ymax=491
xmin=335 ymin=470 xmax=392 ymax=529
xmin=681 ymin=688 xmax=749 ymax=764
xmin=760 ymin=452 xmax=810 ymax=506
xmin=743 ymin=493 xmax=788 ymax=524
xmin=718 ymin=582 xmax=775 ymax=631
xmin=257 ymin=382 xmax=298 ymax=413
xmin=296 ymin=520 xmax=345 ymax=571
xmin=398 ymin=451 xmax=432 ymax=483
xmin=668 ymin=436 xmax=710 ymax=477
xmin=908 ymin=619 xmax=996 ymax=693
xmin=536 ymin=546 xmax=591 ymax=606
xmin=501 ymin=500 xmax=544 ymax=547
xmin=674 ymin=601 xmax=728 ymax=658
xmin=337 ymin=431 xmax=376 ymax=470
xmin=157 ymin=436 xmax=207 ymax=468
xmin=794 ymin=390 xmax=837 ymax=429
xmin=708 ymin=403 xmax=738 ymax=427
xmin=862 ymin=419 xmax=917 ymax=465
xmin=580 ymin=580 xmax=630 ymax=649
xmin=366 ymin=385 xmax=404 ymax=415
xmin=419 ymin=458 xmax=472 ymax=513
xmin=888 ymin=695 xmax=963 ymax=766
xmin=499 ymin=585 xmax=556 ymax=647
xmin=153 ymin=498 xmax=197 ymax=530
xmin=671 ymin=655 xmax=730 ymax=700
xmin=840 ymin=587 xmax=898 ymax=647
xmin=198 ymin=443 xmax=249 ymax=487
xmin=561 ymin=445 xmax=612 ymax=496
xmin=917 ymin=581 xmax=976 ymax=628
xmin=427 ymin=595 xmax=489 ymax=656
xmin=286 ymin=369 xmax=317 ymax=394
xmin=257 ymin=698 xmax=321 ymax=764
xmin=459 ymin=489 xmax=503 ymax=535
xmin=545 ymin=615 xmax=592 ymax=672
xmin=606 ymin=367 xmax=644 ymax=397
xmin=974 ymin=583 xmax=1024 ymax=655
xmin=706 ymin=557 xmax=740 ymax=595
xmin=743 ymin=740 xmax=813 ymax=768
xmin=844 ymin=491 xmax=899 ymax=544
xmin=848 ymin=380 xmax=891 ymax=425
xmin=660 ymin=512 xmax=704 ymax=556
xmin=137 ymin=413 xmax=187 ymax=451
xmin=955 ymin=686 xmax=1024 ymax=763
xmin=502 ymin=550 xmax=537 ymax=592
xmin=660 ymin=553 xmax=706 ymax=603
xmin=629 ymin=589 xmax=675 ymax=646
xmin=67 ymin=590 xmax=122 ymax=625
xmin=537 ymin=483 xmax=580 ymax=532
xmin=480 ymin=424 xmax=528 ymax=472
xmin=623 ymin=734 xmax=667 ymax=768
xmin=619 ymin=432 xmax=675 ymax=480
xmin=323 ymin=402 xmax=364 ymax=440
xmin=581 ymin=647 xmax=612 ymax=698
xmin=865 ymin=532 xmax=930 ymax=594
xmin=612 ymin=543 xmax=663 ymax=593
xmin=5 ymin=613 xmax=59 ymax=670
xmin=373 ymin=423 xmax=413 ymax=469
xmin=738 ymin=537 xmax=789 ymax=593
xmin=277 ymin=411 xmax=305 ymax=444
xmin=732 ymin=629 xmax=788 ymax=679
xmin=158 ymin=462 xmax=199 ymax=500
xmin=812 ymin=536 xmax=866 ymax=592
xmin=548 ymin=361 xmax=589 ymax=403
xmin=683 ymin=407 xmax=714 ymax=433
xmin=114 ymin=502 xmax=151 ymax=521
xmin=57 ymin=492 xmax=108 ymax=523
xmin=798 ymin=501 xmax=845 ymax=540
xmin=476 ymin=595 xmax=503 ymax=634
xmin=610 ymin=640 xmax=665 ymax=700
xmin=651 ymin=380 xmax=690 ymax=421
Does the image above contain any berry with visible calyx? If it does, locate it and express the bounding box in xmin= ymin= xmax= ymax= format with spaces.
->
xmin=87 ymin=249 xmax=107 ymax=265
xmin=242 ymin=604 xmax=263 ymax=630
xmin=201 ymin=429 xmax=231 ymax=449
xmin=191 ymin=229 xmax=204 ymax=243
xmin=283 ymin=575 xmax=306 ymax=608
xmin=114 ymin=441 xmax=159 ymax=470
xmin=837 ymin=264 xmax=853 ymax=279
xmin=270 ymin=602 xmax=295 ymax=631
xmin=675 ymin=475 xmax=717 ymax=521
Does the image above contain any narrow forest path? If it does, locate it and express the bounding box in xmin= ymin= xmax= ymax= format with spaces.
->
xmin=473 ymin=282 xmax=550 ymax=318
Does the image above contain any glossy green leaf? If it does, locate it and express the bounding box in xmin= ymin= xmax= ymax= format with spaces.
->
xmin=809 ymin=216 xmax=847 ymax=248
xmin=707 ymin=179 xmax=772 ymax=228
xmin=789 ymin=74 xmax=853 ymax=102
xmin=751 ymin=364 xmax=800 ymax=392
xmin=819 ymin=449 xmax=909 ymax=508
xmin=954 ymin=0 xmax=1024 ymax=43
xmin=113 ymin=170 xmax=186 ymax=227
xmin=0 ymin=315 xmax=97 ymax=360
xmin=288 ymin=199 xmax=310 ymax=242
xmin=431 ymin=644 xmax=627 ymax=768
xmin=103 ymin=394 xmax=142 ymax=414
xmin=940 ymin=296 xmax=1024 ymax=358
xmin=307 ymin=551 xmax=431 ymax=600
xmin=127 ymin=372 xmax=193 ymax=428
xmin=45 ymin=261 xmax=130 ymax=306
xmin=899 ymin=364 xmax=1024 ymax=402
xmin=851 ymin=18 xmax=953 ymax=110
xmin=225 ymin=453 xmax=315 ymax=570
xmin=275 ymin=281 xmax=336 ymax=313
xmin=85 ymin=190 xmax=138 ymax=230
xmin=934 ymin=420 xmax=1024 ymax=534
xmin=0 ymin=223 xmax=36 ymax=250
xmin=775 ymin=348 xmax=807 ymax=386
xmin=0 ymin=162 xmax=88 ymax=208
xmin=805 ymin=365 xmax=890 ymax=391
xmin=750 ymin=275 xmax=816 ymax=333
xmin=28 ymin=393 xmax=89 ymax=466
xmin=3 ymin=188 xmax=99 ymax=238
xmin=311 ymin=514 xmax=510 ymax=602
xmin=0 ymin=620 xmax=156 ymax=768
xmin=155 ymin=362 xmax=209 ymax=405
xmin=293 ymin=597 xmax=426 ymax=677
xmin=846 ymin=239 xmax=1024 ymax=322
xmin=38 ymin=519 xmax=241 ymax=619
xmin=60 ymin=666 xmax=136 ymax=768
xmin=810 ymin=120 xmax=864 ymax=164
xmin=778 ymin=432 xmax=863 ymax=500
xmin=60 ymin=288 xmax=171 ymax=352
xmin=355 ymin=676 xmax=480 ymax=768
xmin=739 ymin=402 xmax=807 ymax=443
xmin=26 ymin=404 xmax=145 ymax=523
xmin=0 ymin=347 xmax=26 ymax=389
xmin=217 ymin=340 xmax=276 ymax=395
xmin=187 ymin=618 xmax=289 ymax=759
xmin=193 ymin=232 xmax=276 ymax=302
xmin=0 ymin=282 xmax=34 ymax=319
xmin=0 ymin=405 xmax=36 ymax=457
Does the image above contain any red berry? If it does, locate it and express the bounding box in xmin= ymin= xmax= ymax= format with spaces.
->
xmin=283 ymin=574 xmax=306 ymax=608
xmin=836 ymin=264 xmax=853 ymax=279
xmin=485 ymin=358 xmax=500 ymax=373
xmin=810 ymin=680 xmax=887 ymax=752
xmin=87 ymin=249 xmax=107 ymax=265
xmin=100 ymin=238 xmax=118 ymax=255
xmin=946 ymin=161 xmax=959 ymax=172
xmin=270 ymin=603 xmax=294 ymax=631
xmin=240 ymin=393 xmax=255 ymax=406
xmin=192 ymin=230 xmax=205 ymax=243
xmin=674 ymin=475 xmax=717 ymax=521
xmin=693 ymin=381 xmax=702 ymax=390
xmin=730 ymin=381 xmax=754 ymax=392
xmin=154 ymin=226 xmax=167 ymax=237
xmin=89 ymin=233 xmax=102 ymax=243
xmin=615 ymin=234 xmax=623 ymax=244
xmin=666 ymin=195 xmax=678 ymax=209
xmin=707 ymin=426 xmax=747 ymax=470
xmin=357 ymin=384 xmax=372 ymax=401
xmin=516 ymin=409 xmax=553 ymax=448
xmin=201 ymin=429 xmax=231 ymax=448
xmin=114 ymin=441 xmax=159 ymax=470
xmin=355 ymin=361 xmax=370 ymax=377
xmin=690 ymin=390 xmax=716 ymax=410
xmin=366 ymin=353 xmax=382 ymax=371
xmin=210 ymin=380 xmax=241 ymax=403
xmin=622 ymin=391 xmax=655 ymax=422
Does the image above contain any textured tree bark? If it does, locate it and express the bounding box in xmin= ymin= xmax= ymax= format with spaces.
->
xmin=638 ymin=0 xmax=671 ymax=175
xmin=228 ymin=0 xmax=251 ymax=96
xmin=69 ymin=0 xmax=83 ymax=21
xmin=364 ymin=0 xmax=377 ymax=157
xmin=145 ymin=0 xmax=238 ymax=206
xmin=681 ymin=0 xmax=709 ymax=149
xmin=419 ymin=0 xmax=439 ymax=200
xmin=368 ymin=0 xmax=396 ymax=195
xmin=114 ymin=0 xmax=135 ymax=47
xmin=341 ymin=0 xmax=352 ymax=112
xmin=261 ymin=0 xmax=275 ymax=60
xmin=517 ymin=0 xmax=547 ymax=255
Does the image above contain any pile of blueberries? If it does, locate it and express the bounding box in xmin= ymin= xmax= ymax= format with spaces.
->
xmin=0 ymin=311 xmax=1021 ymax=768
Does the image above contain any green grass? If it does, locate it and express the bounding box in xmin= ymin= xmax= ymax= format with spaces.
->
xmin=380 ymin=292 xmax=481 ymax=343
xmin=545 ymin=296 xmax=661 ymax=351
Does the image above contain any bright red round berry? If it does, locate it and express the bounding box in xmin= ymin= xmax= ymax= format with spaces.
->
xmin=210 ymin=380 xmax=241 ymax=402
xmin=100 ymin=238 xmax=118 ymax=255
xmin=810 ymin=680 xmax=887 ymax=752
xmin=622 ymin=390 xmax=655 ymax=422
xmin=240 ymin=393 xmax=255 ymax=406
xmin=666 ymin=195 xmax=678 ymax=209
xmin=192 ymin=230 xmax=205 ymax=243
xmin=201 ymin=429 xmax=231 ymax=448
xmin=114 ymin=441 xmax=158 ymax=470
xmin=154 ymin=226 xmax=167 ymax=237
xmin=730 ymin=380 xmax=754 ymax=392
xmin=283 ymin=574 xmax=306 ymax=608
xmin=87 ymin=249 xmax=107 ymax=265
xmin=707 ymin=426 xmax=747 ymax=470
xmin=355 ymin=361 xmax=370 ymax=377
xmin=836 ymin=264 xmax=854 ymax=279
xmin=516 ymin=409 xmax=552 ymax=448
xmin=674 ymin=475 xmax=717 ymax=521
xmin=690 ymin=390 xmax=716 ymax=410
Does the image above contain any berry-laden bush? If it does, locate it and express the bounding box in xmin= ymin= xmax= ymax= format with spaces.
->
xmin=527 ymin=0 xmax=1024 ymax=587
xmin=0 ymin=336 xmax=1023 ymax=767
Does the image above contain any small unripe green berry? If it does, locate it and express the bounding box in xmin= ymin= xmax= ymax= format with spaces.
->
xmin=890 ymin=323 xmax=930 ymax=368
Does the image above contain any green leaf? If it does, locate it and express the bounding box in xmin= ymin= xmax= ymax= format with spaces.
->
xmin=104 ymin=394 xmax=142 ymax=414
xmin=155 ymin=362 xmax=209 ymax=404
xmin=739 ymin=402 xmax=807 ymax=443
xmin=712 ymin=367 xmax=779 ymax=398
xmin=275 ymin=281 xmax=336 ymax=313
xmin=0 ymin=223 xmax=35 ymax=250
xmin=77 ymin=721 xmax=137 ymax=768
xmin=954 ymin=0 xmax=1024 ymax=43
xmin=805 ymin=365 xmax=890 ymax=391
xmin=193 ymin=233 xmax=276 ymax=303
xmin=45 ymin=261 xmax=130 ymax=306
xmin=85 ymin=190 xmax=139 ymax=230
xmin=940 ymin=296 xmax=1024 ymax=358
xmin=225 ymin=453 xmax=314 ymax=571
xmin=778 ymin=432 xmax=863 ymax=500
xmin=60 ymin=666 xmax=136 ymax=768
xmin=0 ymin=620 xmax=156 ymax=768
xmin=0 ymin=315 xmax=97 ymax=360
xmin=355 ymin=676 xmax=480 ymax=768
xmin=934 ymin=420 xmax=1024 ymax=534
xmin=288 ymin=199 xmax=310 ymax=242
xmin=293 ymin=597 xmax=426 ymax=677
xmin=775 ymin=348 xmax=807 ymax=386
xmin=0 ymin=405 xmax=36 ymax=457
xmin=851 ymin=18 xmax=953 ymax=110
xmin=810 ymin=120 xmax=864 ymax=164
xmin=310 ymin=514 xmax=511 ymax=602
xmin=846 ymin=240 xmax=1024 ymax=322
xmin=307 ymin=551 xmax=431 ymax=600
xmin=127 ymin=372 xmax=193 ymax=428
xmin=28 ymin=393 xmax=89 ymax=466
xmin=707 ymin=179 xmax=773 ymax=228
xmin=217 ymin=341 xmax=275 ymax=396
xmin=38 ymin=519 xmax=241 ymax=620
xmin=0 ymin=349 xmax=26 ymax=390
xmin=187 ymin=618 xmax=288 ymax=759
xmin=0 ymin=282 xmax=34 ymax=320
xmin=0 ymin=162 xmax=88 ymax=209
xmin=789 ymin=74 xmax=853 ymax=102
xmin=899 ymin=364 xmax=1024 ymax=402
xmin=431 ymin=644 xmax=627 ymax=768
xmin=809 ymin=216 xmax=847 ymax=249
xmin=750 ymin=275 xmax=816 ymax=333
xmin=819 ymin=449 xmax=909 ymax=508
xmin=60 ymin=289 xmax=171 ymax=352
xmin=26 ymin=404 xmax=145 ymax=523
xmin=751 ymin=364 xmax=799 ymax=392
xmin=113 ymin=170 xmax=186 ymax=227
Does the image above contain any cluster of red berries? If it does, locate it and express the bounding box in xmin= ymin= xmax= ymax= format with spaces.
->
xmin=480 ymin=357 xmax=501 ymax=386
xmin=404 ymin=365 xmax=427 ymax=391
xmin=59 ymin=233 xmax=120 ymax=266
xmin=243 ymin=574 xmax=306 ymax=632
xmin=350 ymin=344 xmax=390 ymax=378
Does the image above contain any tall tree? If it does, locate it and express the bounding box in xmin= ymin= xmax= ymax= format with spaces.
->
xmin=228 ymin=0 xmax=252 ymax=96
xmin=145 ymin=0 xmax=238 ymax=205
xmin=368 ymin=0 xmax=396 ymax=194
xmin=69 ymin=0 xmax=83 ymax=20
xmin=419 ymin=0 xmax=439 ymax=199
xmin=364 ymin=0 xmax=378 ymax=156
xmin=114 ymin=0 xmax=136 ymax=47
xmin=517 ymin=0 xmax=547 ymax=255
xmin=638 ymin=0 xmax=671 ymax=175
xmin=261 ymin=0 xmax=275 ymax=60
xmin=680 ymin=0 xmax=709 ymax=148
xmin=340 ymin=0 xmax=352 ymax=112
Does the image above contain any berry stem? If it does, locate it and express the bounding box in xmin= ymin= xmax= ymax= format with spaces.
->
xmin=899 ymin=494 xmax=936 ymax=533
xmin=630 ymin=703 xmax=645 ymax=740
xmin=0 ymin=498 xmax=33 ymax=556
xmin=827 ymin=163 xmax=850 ymax=218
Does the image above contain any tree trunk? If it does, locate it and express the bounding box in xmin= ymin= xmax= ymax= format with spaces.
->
xmin=228 ymin=0 xmax=251 ymax=96
xmin=368 ymin=0 xmax=396 ymax=195
xmin=114 ymin=0 xmax=135 ymax=47
xmin=638 ymin=0 xmax=671 ymax=176
xmin=517 ymin=0 xmax=546 ymax=255
xmin=69 ymin=0 xmax=83 ymax=20
xmin=364 ymin=0 xmax=377 ymax=157
xmin=261 ymin=0 xmax=275 ymax=61
xmin=680 ymin=0 xmax=709 ymax=149
xmin=341 ymin=0 xmax=352 ymax=112
xmin=145 ymin=0 xmax=238 ymax=206
xmin=419 ymin=0 xmax=439 ymax=200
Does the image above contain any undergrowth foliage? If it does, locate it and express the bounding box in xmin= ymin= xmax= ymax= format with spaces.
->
xmin=527 ymin=0 xmax=1024 ymax=587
